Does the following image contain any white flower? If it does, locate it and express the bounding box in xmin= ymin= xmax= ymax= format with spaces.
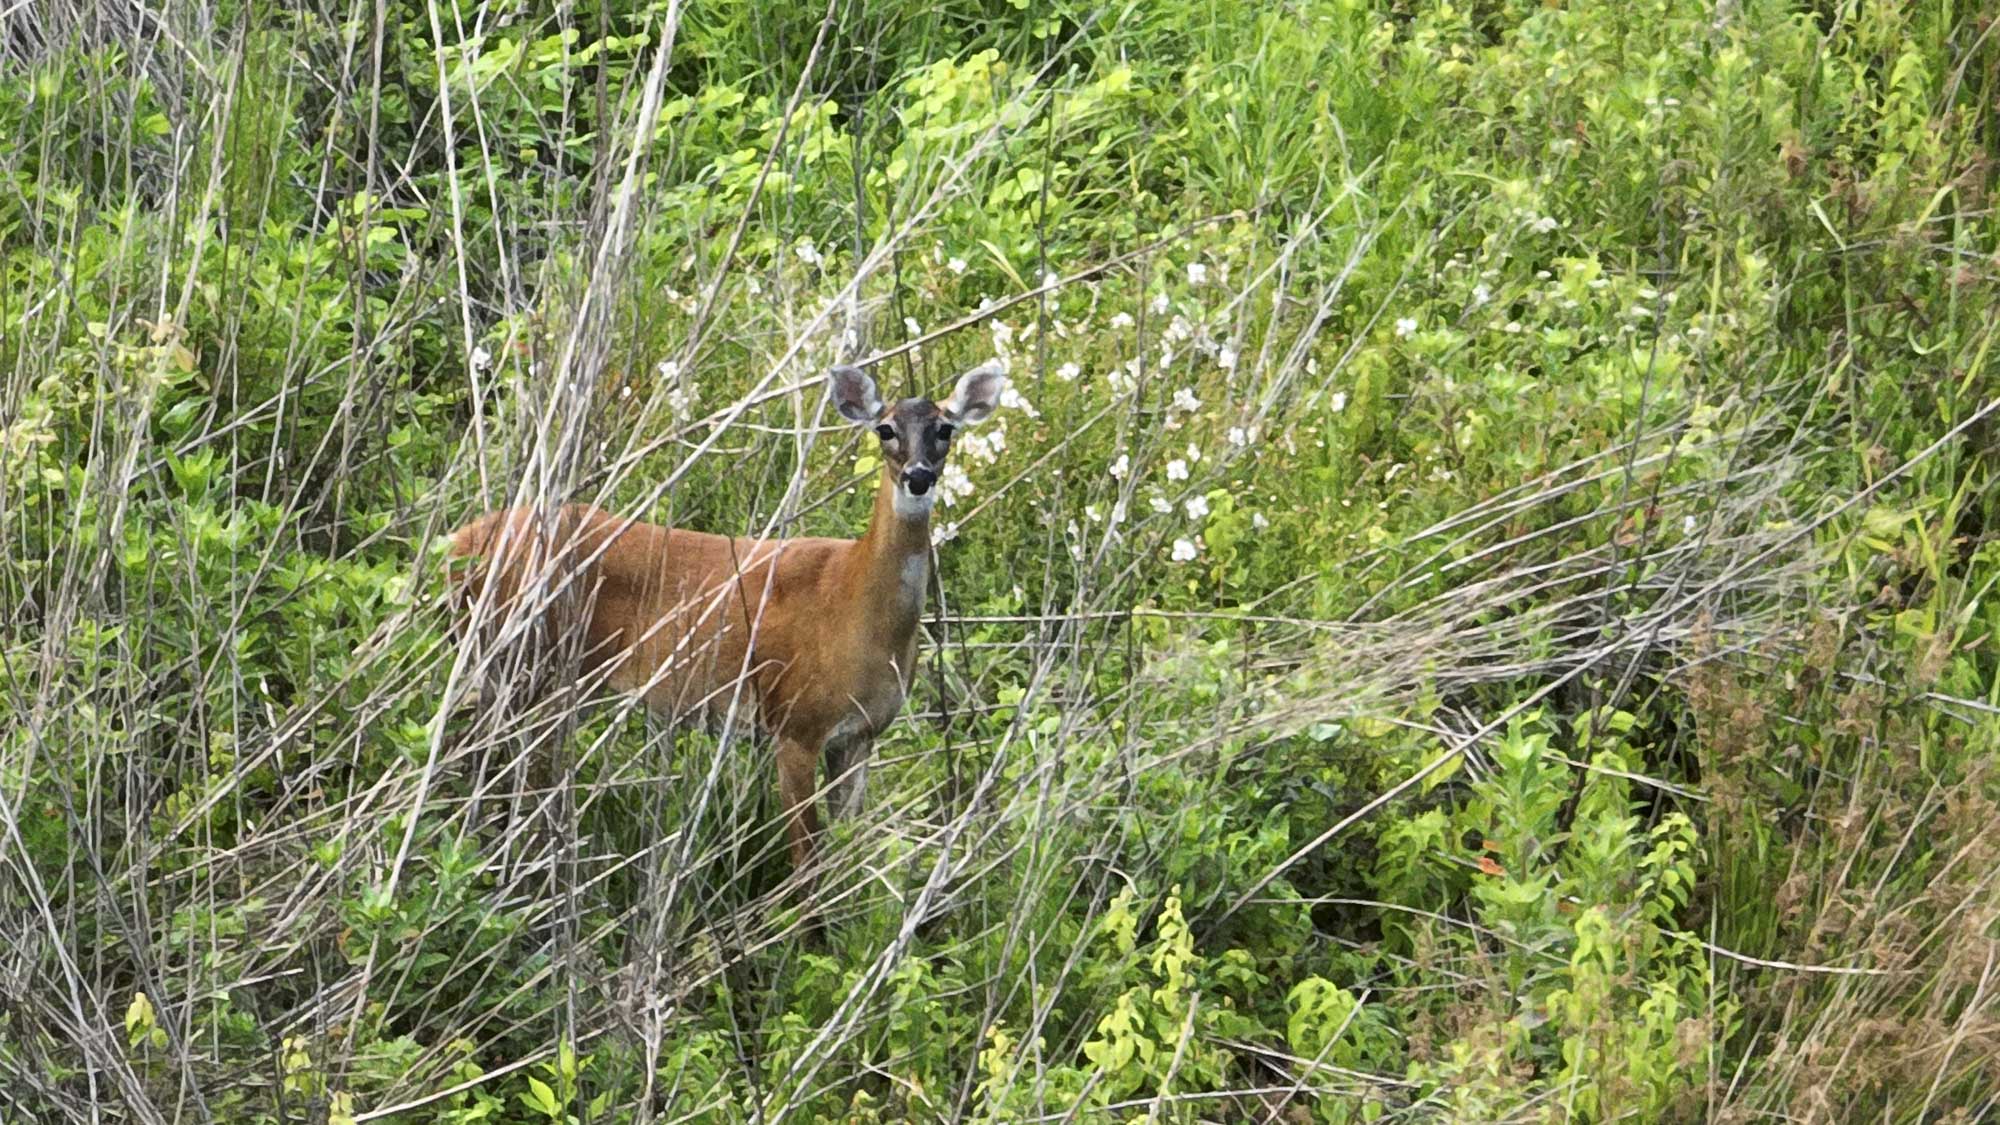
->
xmin=1185 ymin=494 xmax=1210 ymax=520
xmin=470 ymin=345 xmax=492 ymax=372
xmin=1530 ymin=215 xmax=1560 ymax=234
xmin=1108 ymin=358 xmax=1140 ymax=395
xmin=998 ymin=382 xmax=1039 ymax=419
xmin=1683 ymin=515 xmax=1698 ymax=535
xmin=1218 ymin=347 xmax=1238 ymax=370
xmin=931 ymin=521 xmax=959 ymax=545
xmin=1186 ymin=261 xmax=1208 ymax=285
xmin=1172 ymin=387 xmax=1200 ymax=413
xmin=657 ymin=358 xmax=682 ymax=380
xmin=955 ymin=426 xmax=1005 ymax=465
xmin=1151 ymin=292 xmax=1170 ymax=315
xmin=1504 ymin=321 xmax=1523 ymax=334
xmin=1085 ymin=504 xmax=1102 ymax=524
xmin=1394 ymin=317 xmax=1418 ymax=339
xmin=1470 ymin=283 xmax=1491 ymax=307
xmin=1109 ymin=453 xmax=1130 ymax=479
xmin=937 ymin=463 xmax=975 ymax=506
xmin=1185 ymin=442 xmax=1202 ymax=464
xmin=1170 ymin=538 xmax=1198 ymax=562
xmin=1111 ymin=501 xmax=1128 ymax=524
xmin=1329 ymin=391 xmax=1347 ymax=412
xmin=1226 ymin=426 xmax=1248 ymax=447
xmin=666 ymin=385 xmax=697 ymax=421
xmin=1110 ymin=312 xmax=1135 ymax=329
xmin=1164 ymin=315 xmax=1194 ymax=343
xmin=1041 ymin=270 xmax=1059 ymax=289
xmin=957 ymin=432 xmax=993 ymax=462
xmin=1252 ymin=512 xmax=1270 ymax=530
xmin=795 ymin=239 xmax=822 ymax=265
xmin=947 ymin=256 xmax=968 ymax=274
xmin=1056 ymin=362 xmax=1081 ymax=382
xmin=1150 ymin=492 xmax=1174 ymax=514
xmin=1165 ymin=458 xmax=1189 ymax=482
xmin=620 ymin=384 xmax=633 ymax=400
xmin=904 ymin=316 xmax=922 ymax=337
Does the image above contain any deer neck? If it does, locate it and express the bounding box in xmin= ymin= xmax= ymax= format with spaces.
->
xmin=848 ymin=467 xmax=934 ymax=641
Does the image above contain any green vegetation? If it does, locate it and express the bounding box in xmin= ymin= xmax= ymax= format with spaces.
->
xmin=4 ymin=0 xmax=1997 ymax=1120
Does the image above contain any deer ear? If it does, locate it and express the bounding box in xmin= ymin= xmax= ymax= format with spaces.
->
xmin=827 ymin=365 xmax=883 ymax=425
xmin=942 ymin=362 xmax=1007 ymax=425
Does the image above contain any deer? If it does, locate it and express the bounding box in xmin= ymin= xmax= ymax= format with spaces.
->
xmin=447 ymin=361 xmax=1007 ymax=882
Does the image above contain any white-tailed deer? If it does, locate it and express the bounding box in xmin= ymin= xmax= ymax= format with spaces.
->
xmin=447 ymin=362 xmax=1007 ymax=879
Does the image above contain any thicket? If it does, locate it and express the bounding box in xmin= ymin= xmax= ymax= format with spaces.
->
xmin=3 ymin=0 xmax=1997 ymax=1121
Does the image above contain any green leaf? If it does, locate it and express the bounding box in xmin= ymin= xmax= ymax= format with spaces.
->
xmin=1862 ymin=505 xmax=1909 ymax=537
xmin=1348 ymin=716 xmax=1394 ymax=739
xmin=1418 ymin=746 xmax=1463 ymax=793
xmin=125 ymin=992 xmax=156 ymax=1046
xmin=522 ymin=1076 xmax=559 ymax=1116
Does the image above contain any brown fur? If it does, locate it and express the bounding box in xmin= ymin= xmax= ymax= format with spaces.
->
xmin=447 ymin=465 xmax=933 ymax=875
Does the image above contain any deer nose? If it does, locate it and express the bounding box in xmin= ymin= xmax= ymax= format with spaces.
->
xmin=902 ymin=464 xmax=937 ymax=495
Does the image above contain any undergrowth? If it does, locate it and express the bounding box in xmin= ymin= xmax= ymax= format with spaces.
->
xmin=2 ymin=0 xmax=1997 ymax=1121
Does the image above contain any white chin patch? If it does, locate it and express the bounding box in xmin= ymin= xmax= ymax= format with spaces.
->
xmin=893 ymin=486 xmax=936 ymax=519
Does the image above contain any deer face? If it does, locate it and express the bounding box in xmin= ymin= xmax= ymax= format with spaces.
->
xmin=829 ymin=363 xmax=1006 ymax=515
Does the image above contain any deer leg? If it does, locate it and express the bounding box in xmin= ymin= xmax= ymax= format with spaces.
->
xmin=775 ymin=737 xmax=822 ymax=876
xmin=824 ymin=737 xmax=870 ymax=821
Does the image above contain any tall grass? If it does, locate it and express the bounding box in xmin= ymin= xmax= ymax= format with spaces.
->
xmin=3 ymin=1 xmax=1998 ymax=1121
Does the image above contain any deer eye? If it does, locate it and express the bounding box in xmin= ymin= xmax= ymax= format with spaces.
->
xmin=875 ymin=424 xmax=897 ymax=442
xmin=935 ymin=423 xmax=955 ymax=442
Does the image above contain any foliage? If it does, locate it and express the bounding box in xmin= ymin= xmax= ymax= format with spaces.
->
xmin=3 ymin=0 xmax=1998 ymax=1121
